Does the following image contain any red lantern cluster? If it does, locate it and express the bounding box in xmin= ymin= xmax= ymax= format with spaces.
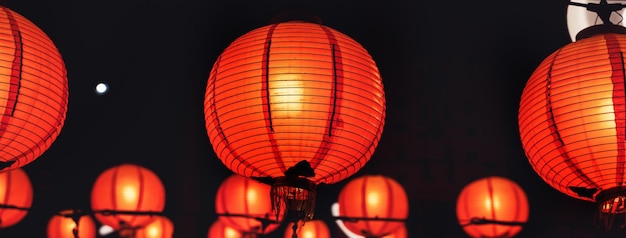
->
xmin=207 ymin=219 xmax=242 ymax=238
xmin=0 ymin=6 xmax=68 ymax=172
xmin=135 ymin=216 xmax=174 ymax=238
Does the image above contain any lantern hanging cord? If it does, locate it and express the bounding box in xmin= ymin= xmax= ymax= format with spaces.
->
xmin=460 ymin=217 xmax=525 ymax=227
xmin=333 ymin=215 xmax=406 ymax=223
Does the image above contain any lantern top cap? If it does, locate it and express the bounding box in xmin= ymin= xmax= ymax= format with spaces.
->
xmin=576 ymin=24 xmax=626 ymax=40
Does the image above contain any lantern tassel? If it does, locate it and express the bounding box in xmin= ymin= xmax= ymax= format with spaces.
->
xmin=595 ymin=188 xmax=626 ymax=230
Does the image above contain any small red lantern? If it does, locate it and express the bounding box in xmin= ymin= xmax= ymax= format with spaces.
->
xmin=90 ymin=163 xmax=166 ymax=231
xmin=207 ymin=219 xmax=242 ymax=238
xmin=135 ymin=216 xmax=174 ymax=238
xmin=337 ymin=175 xmax=408 ymax=237
xmin=0 ymin=168 xmax=32 ymax=228
xmin=283 ymin=220 xmax=329 ymax=238
xmin=46 ymin=209 xmax=96 ymax=238
xmin=215 ymin=174 xmax=284 ymax=236
xmin=204 ymin=18 xmax=386 ymax=221
xmin=0 ymin=6 xmax=68 ymax=172
xmin=456 ymin=176 xmax=529 ymax=238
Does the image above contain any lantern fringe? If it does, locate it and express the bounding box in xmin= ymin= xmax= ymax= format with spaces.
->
xmin=270 ymin=176 xmax=317 ymax=222
xmin=595 ymin=188 xmax=626 ymax=230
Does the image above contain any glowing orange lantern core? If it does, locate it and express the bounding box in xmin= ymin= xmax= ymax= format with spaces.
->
xmin=0 ymin=168 xmax=32 ymax=228
xmin=46 ymin=209 xmax=96 ymax=238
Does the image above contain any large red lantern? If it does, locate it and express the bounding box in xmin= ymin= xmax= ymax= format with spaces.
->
xmin=46 ymin=209 xmax=96 ymax=238
xmin=456 ymin=176 xmax=529 ymax=238
xmin=283 ymin=220 xmax=329 ymax=238
xmin=135 ymin=216 xmax=174 ymax=238
xmin=518 ymin=2 xmax=626 ymax=228
xmin=204 ymin=18 xmax=386 ymax=221
xmin=207 ymin=219 xmax=242 ymax=238
xmin=0 ymin=168 xmax=32 ymax=228
xmin=0 ymin=6 xmax=68 ymax=172
xmin=215 ymin=174 xmax=284 ymax=236
xmin=337 ymin=175 xmax=408 ymax=237
xmin=90 ymin=163 xmax=166 ymax=232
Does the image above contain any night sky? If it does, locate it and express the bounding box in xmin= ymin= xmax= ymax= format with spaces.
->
xmin=2 ymin=0 xmax=626 ymax=237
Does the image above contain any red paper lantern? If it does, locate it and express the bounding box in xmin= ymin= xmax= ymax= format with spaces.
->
xmin=90 ymin=163 xmax=165 ymax=231
xmin=46 ymin=210 xmax=96 ymax=238
xmin=0 ymin=168 xmax=32 ymax=228
xmin=456 ymin=176 xmax=529 ymax=238
xmin=337 ymin=175 xmax=408 ymax=237
xmin=204 ymin=19 xmax=385 ymax=220
xmin=207 ymin=219 xmax=242 ymax=238
xmin=518 ymin=22 xmax=626 ymax=227
xmin=0 ymin=6 xmax=68 ymax=172
xmin=283 ymin=220 xmax=329 ymax=238
xmin=135 ymin=216 xmax=174 ymax=238
xmin=382 ymin=224 xmax=407 ymax=238
xmin=215 ymin=174 xmax=284 ymax=235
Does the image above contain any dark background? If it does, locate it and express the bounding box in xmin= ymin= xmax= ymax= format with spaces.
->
xmin=0 ymin=0 xmax=622 ymax=237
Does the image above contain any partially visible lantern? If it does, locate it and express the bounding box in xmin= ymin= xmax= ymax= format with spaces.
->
xmin=207 ymin=219 xmax=242 ymax=238
xmin=283 ymin=220 xmax=330 ymax=238
xmin=135 ymin=216 xmax=174 ymax=238
xmin=456 ymin=176 xmax=529 ymax=238
xmin=0 ymin=168 xmax=32 ymax=228
xmin=383 ymin=225 xmax=407 ymax=238
xmin=204 ymin=18 xmax=386 ymax=221
xmin=337 ymin=175 xmax=408 ymax=237
xmin=46 ymin=209 xmax=96 ymax=238
xmin=90 ymin=163 xmax=165 ymax=231
xmin=215 ymin=174 xmax=285 ymax=236
xmin=0 ymin=5 xmax=69 ymax=172
xmin=518 ymin=16 xmax=626 ymax=227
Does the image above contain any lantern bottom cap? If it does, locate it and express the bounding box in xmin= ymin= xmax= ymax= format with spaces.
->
xmin=595 ymin=187 xmax=626 ymax=230
xmin=269 ymin=176 xmax=317 ymax=222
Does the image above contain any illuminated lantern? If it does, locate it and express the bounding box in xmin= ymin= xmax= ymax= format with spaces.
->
xmin=204 ymin=18 xmax=386 ymax=221
xmin=337 ymin=175 xmax=408 ymax=237
xmin=382 ymin=225 xmax=407 ymax=238
xmin=283 ymin=220 xmax=329 ymax=238
xmin=518 ymin=1 xmax=626 ymax=229
xmin=46 ymin=210 xmax=96 ymax=238
xmin=456 ymin=176 xmax=529 ymax=238
xmin=215 ymin=174 xmax=284 ymax=236
xmin=0 ymin=168 xmax=32 ymax=228
xmin=135 ymin=216 xmax=174 ymax=238
xmin=0 ymin=5 xmax=68 ymax=172
xmin=90 ymin=163 xmax=165 ymax=231
xmin=207 ymin=219 xmax=242 ymax=238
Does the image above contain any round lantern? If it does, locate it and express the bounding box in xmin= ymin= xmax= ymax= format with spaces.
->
xmin=284 ymin=220 xmax=330 ymax=238
xmin=0 ymin=168 xmax=32 ymax=228
xmin=207 ymin=219 xmax=242 ymax=238
xmin=337 ymin=175 xmax=408 ymax=237
xmin=135 ymin=216 xmax=174 ymax=238
xmin=382 ymin=225 xmax=407 ymax=238
xmin=518 ymin=14 xmax=626 ymax=228
xmin=456 ymin=176 xmax=529 ymax=238
xmin=90 ymin=163 xmax=166 ymax=231
xmin=46 ymin=209 xmax=96 ymax=238
xmin=204 ymin=19 xmax=386 ymax=221
xmin=215 ymin=174 xmax=285 ymax=236
xmin=0 ymin=6 xmax=68 ymax=172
